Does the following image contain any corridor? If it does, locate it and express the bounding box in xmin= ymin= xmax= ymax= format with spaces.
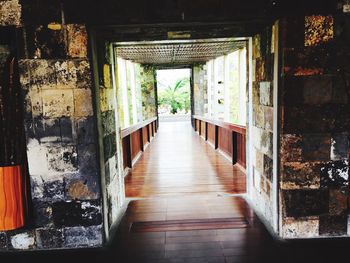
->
xmin=116 ymin=120 xmax=274 ymax=262
xmin=125 ymin=121 xmax=246 ymax=197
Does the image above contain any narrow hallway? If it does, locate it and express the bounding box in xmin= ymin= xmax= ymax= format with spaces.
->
xmin=125 ymin=120 xmax=246 ymax=197
xmin=114 ymin=120 xmax=274 ymax=262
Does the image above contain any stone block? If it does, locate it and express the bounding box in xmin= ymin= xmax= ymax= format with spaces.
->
xmin=77 ymin=143 xmax=98 ymax=178
xmin=329 ymin=189 xmax=348 ymax=216
xmin=26 ymin=139 xmax=49 ymax=175
xmin=264 ymin=106 xmax=273 ymax=131
xmin=103 ymin=133 xmax=117 ymax=162
xmin=282 ymin=218 xmax=319 ymax=239
xmin=253 ymin=105 xmax=264 ymax=129
xmin=331 ymin=133 xmax=349 ymax=161
xmin=64 ymin=225 xmax=103 ymax=248
xmin=332 ymin=76 xmax=348 ymax=104
xmin=60 ymin=117 xmax=73 ymax=142
xmin=282 ymin=189 xmax=329 ymax=218
xmin=319 ymin=214 xmax=347 ymax=236
xmin=36 ymin=228 xmax=63 ymax=249
xmin=42 ymin=89 xmax=74 ymax=118
xmin=43 ymin=180 xmax=65 ymax=201
xmin=302 ymin=133 xmax=331 ymax=161
xmin=47 ymin=145 xmax=78 ymax=173
xmin=55 ymin=60 xmax=77 ymax=89
xmin=263 ymin=154 xmax=273 ymax=182
xmin=0 ymin=0 xmax=21 ymax=26
xmin=280 ymin=134 xmax=302 ymax=163
xmin=27 ymin=25 xmax=67 ymax=59
xmin=255 ymin=58 xmax=265 ymax=82
xmin=76 ymin=117 xmax=96 ymax=145
xmin=29 ymin=59 xmax=56 ymax=88
xmin=320 ymin=160 xmax=349 ymax=189
xmin=32 ymin=200 xmax=53 ymax=227
xmin=260 ymin=130 xmax=273 ymax=157
xmin=28 ymin=86 xmax=43 ymax=117
xmin=305 ymin=15 xmax=334 ymax=47
xmin=259 ymin=82 xmax=272 ymax=106
xmin=101 ymin=110 xmax=116 ymax=136
xmin=66 ymin=179 xmax=98 ymax=200
xmin=52 ymin=200 xmax=102 ymax=227
xmin=303 ymin=75 xmax=332 ymax=104
xmin=73 ymin=60 xmax=92 ymax=89
xmin=67 ymin=24 xmax=88 ymax=58
xmin=10 ymin=232 xmax=36 ymax=250
xmin=74 ymin=88 xmax=93 ymax=117
xmin=36 ymin=118 xmax=61 ymax=143
xmin=281 ymin=162 xmax=321 ymax=190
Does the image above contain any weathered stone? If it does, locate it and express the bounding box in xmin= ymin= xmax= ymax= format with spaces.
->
xmin=263 ymin=154 xmax=273 ymax=182
xmin=64 ymin=225 xmax=103 ymax=248
xmin=101 ymin=110 xmax=116 ymax=136
xmin=77 ymin=143 xmax=98 ymax=178
xmin=253 ymin=34 xmax=261 ymax=59
xmin=54 ymin=60 xmax=77 ymax=89
xmin=282 ymin=189 xmax=329 ymax=218
xmin=305 ymin=15 xmax=334 ymax=47
xmin=260 ymin=130 xmax=273 ymax=157
xmin=282 ymin=76 xmax=303 ymax=106
xmin=302 ymin=133 xmax=331 ymax=161
xmin=331 ymin=133 xmax=349 ymax=161
xmin=43 ymin=180 xmax=65 ymax=201
xmin=60 ymin=117 xmax=73 ymax=143
xmin=32 ymin=200 xmax=53 ymax=227
xmin=319 ymin=214 xmax=347 ymax=236
xmin=255 ymin=58 xmax=265 ymax=82
xmin=282 ymin=218 xmax=319 ymax=239
xmin=36 ymin=118 xmax=61 ymax=143
xmin=253 ymin=105 xmax=264 ymax=129
xmin=21 ymin=0 xmax=61 ymax=25
xmin=103 ymin=132 xmax=117 ymax=162
xmin=259 ymin=82 xmax=272 ymax=106
xmin=52 ymin=200 xmax=102 ymax=227
xmin=280 ymin=134 xmax=302 ymax=162
xmin=329 ymin=189 xmax=348 ymax=216
xmin=0 ymin=0 xmax=21 ymax=26
xmin=76 ymin=117 xmax=96 ymax=145
xmin=36 ymin=228 xmax=63 ymax=249
xmin=67 ymin=180 xmax=97 ymax=200
xmin=264 ymin=106 xmax=273 ymax=131
xmin=29 ymin=25 xmax=67 ymax=59
xmin=10 ymin=232 xmax=36 ymax=250
xmin=26 ymin=139 xmax=49 ymax=175
xmin=47 ymin=145 xmax=78 ymax=173
xmin=73 ymin=60 xmax=92 ymax=89
xmin=42 ymin=89 xmax=74 ymax=118
xmin=28 ymin=86 xmax=43 ymax=117
xmin=332 ymin=76 xmax=348 ymax=104
xmin=320 ymin=160 xmax=349 ymax=189
xmin=303 ymin=75 xmax=332 ymax=104
xmin=74 ymin=88 xmax=93 ymax=117
xmin=67 ymin=24 xmax=88 ymax=58
xmin=281 ymin=162 xmax=321 ymax=189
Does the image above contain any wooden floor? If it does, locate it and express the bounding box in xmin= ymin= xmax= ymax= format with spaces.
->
xmin=125 ymin=121 xmax=246 ymax=198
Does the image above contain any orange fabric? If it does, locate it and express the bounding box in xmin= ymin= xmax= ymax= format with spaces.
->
xmin=0 ymin=165 xmax=25 ymax=231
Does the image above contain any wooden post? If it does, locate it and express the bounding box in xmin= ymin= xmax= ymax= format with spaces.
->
xmin=214 ymin=125 xmax=219 ymax=149
xmin=232 ymin=131 xmax=238 ymax=165
xmin=140 ymin=128 xmax=144 ymax=152
xmin=125 ymin=135 xmax=132 ymax=168
xmin=205 ymin=122 xmax=208 ymax=141
xmin=198 ymin=120 xmax=201 ymax=136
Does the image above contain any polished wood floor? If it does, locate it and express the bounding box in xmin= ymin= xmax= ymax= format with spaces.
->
xmin=125 ymin=121 xmax=246 ymax=198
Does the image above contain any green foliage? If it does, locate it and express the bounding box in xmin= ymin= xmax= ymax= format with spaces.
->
xmin=158 ymin=78 xmax=190 ymax=114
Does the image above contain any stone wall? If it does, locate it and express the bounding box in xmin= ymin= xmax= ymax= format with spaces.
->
xmin=193 ymin=64 xmax=207 ymax=115
xmin=140 ymin=65 xmax=157 ymax=120
xmin=250 ymin=23 xmax=276 ymax=228
xmin=97 ymin=47 xmax=125 ymax=230
xmin=279 ymin=15 xmax=350 ymax=238
xmin=0 ymin=0 xmax=103 ymax=251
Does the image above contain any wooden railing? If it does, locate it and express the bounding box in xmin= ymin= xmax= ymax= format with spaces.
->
xmin=192 ymin=115 xmax=247 ymax=169
xmin=121 ymin=117 xmax=158 ymax=170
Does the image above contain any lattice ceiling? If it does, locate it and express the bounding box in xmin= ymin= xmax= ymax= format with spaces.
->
xmin=115 ymin=39 xmax=247 ymax=65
